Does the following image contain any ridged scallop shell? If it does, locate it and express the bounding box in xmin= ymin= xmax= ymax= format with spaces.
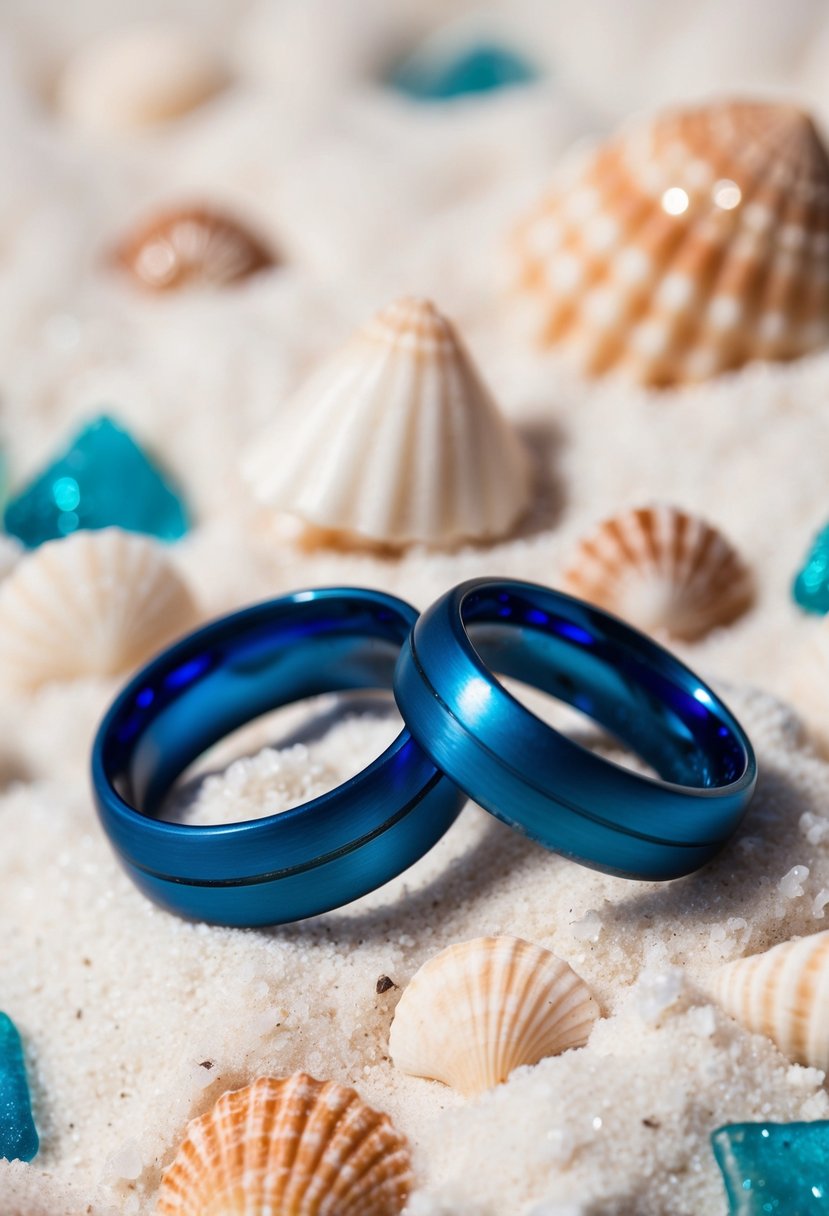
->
xmin=388 ymin=936 xmax=599 ymax=1097
xmin=0 ymin=529 xmax=198 ymax=689
xmin=707 ymin=931 xmax=829 ymax=1070
xmin=514 ymin=100 xmax=829 ymax=385
xmin=561 ymin=505 xmax=753 ymax=641
xmin=155 ymin=1074 xmax=413 ymax=1216
xmin=57 ymin=23 xmax=227 ymax=133
xmin=114 ymin=206 xmax=273 ymax=291
xmin=242 ymin=297 xmax=532 ymax=549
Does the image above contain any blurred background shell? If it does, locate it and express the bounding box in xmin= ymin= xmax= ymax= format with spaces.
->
xmin=156 ymin=1073 xmax=413 ymax=1216
xmin=513 ymin=100 xmax=829 ymax=385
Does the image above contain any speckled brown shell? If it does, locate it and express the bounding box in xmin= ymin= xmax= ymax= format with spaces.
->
xmin=708 ymin=931 xmax=829 ymax=1070
xmin=561 ymin=504 xmax=753 ymax=641
xmin=514 ymin=100 xmax=829 ymax=385
xmin=155 ymin=1074 xmax=413 ymax=1216
xmin=114 ymin=206 xmax=273 ymax=291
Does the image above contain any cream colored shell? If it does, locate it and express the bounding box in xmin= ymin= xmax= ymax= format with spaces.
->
xmin=388 ymin=936 xmax=599 ymax=1097
xmin=0 ymin=529 xmax=198 ymax=689
xmin=57 ymin=23 xmax=227 ymax=133
xmin=242 ymin=297 xmax=532 ymax=549
xmin=708 ymin=931 xmax=829 ymax=1070
xmin=561 ymin=504 xmax=753 ymax=641
xmin=114 ymin=206 xmax=273 ymax=291
xmin=514 ymin=100 xmax=829 ymax=385
xmin=155 ymin=1073 xmax=413 ymax=1216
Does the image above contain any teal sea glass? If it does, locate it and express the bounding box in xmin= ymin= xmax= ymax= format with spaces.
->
xmin=712 ymin=1122 xmax=829 ymax=1215
xmin=0 ymin=1012 xmax=38 ymax=1162
xmin=794 ymin=523 xmax=829 ymax=613
xmin=390 ymin=41 xmax=537 ymax=101
xmin=4 ymin=415 xmax=190 ymax=548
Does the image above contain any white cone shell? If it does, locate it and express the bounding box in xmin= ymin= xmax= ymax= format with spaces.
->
xmin=708 ymin=930 xmax=829 ymax=1070
xmin=242 ymin=297 xmax=532 ymax=547
xmin=388 ymin=936 xmax=600 ymax=1097
xmin=0 ymin=528 xmax=198 ymax=689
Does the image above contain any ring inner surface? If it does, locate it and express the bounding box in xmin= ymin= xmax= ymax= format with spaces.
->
xmin=103 ymin=598 xmax=408 ymax=818
xmin=461 ymin=587 xmax=747 ymax=790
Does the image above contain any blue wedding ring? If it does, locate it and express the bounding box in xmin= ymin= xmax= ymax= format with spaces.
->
xmin=394 ymin=578 xmax=756 ymax=880
xmin=92 ymin=588 xmax=464 ymax=927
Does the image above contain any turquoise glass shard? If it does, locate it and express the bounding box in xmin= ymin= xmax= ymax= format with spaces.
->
xmin=794 ymin=523 xmax=829 ymax=613
xmin=390 ymin=42 xmax=538 ymax=101
xmin=4 ymin=415 xmax=189 ymax=547
xmin=712 ymin=1121 xmax=829 ymax=1215
xmin=0 ymin=1012 xmax=38 ymax=1162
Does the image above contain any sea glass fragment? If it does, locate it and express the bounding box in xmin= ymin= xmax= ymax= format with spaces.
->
xmin=712 ymin=1121 xmax=829 ymax=1215
xmin=4 ymin=415 xmax=189 ymax=547
xmin=390 ymin=41 xmax=537 ymax=101
xmin=0 ymin=1012 xmax=38 ymax=1162
xmin=794 ymin=523 xmax=829 ymax=614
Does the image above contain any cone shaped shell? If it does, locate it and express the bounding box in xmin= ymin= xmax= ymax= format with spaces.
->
xmin=388 ymin=936 xmax=599 ymax=1097
xmin=242 ymin=297 xmax=532 ymax=548
xmin=114 ymin=206 xmax=273 ymax=291
xmin=708 ymin=931 xmax=829 ymax=1070
xmin=561 ymin=504 xmax=753 ymax=641
xmin=155 ymin=1074 xmax=413 ymax=1216
xmin=0 ymin=528 xmax=198 ymax=689
xmin=514 ymin=100 xmax=829 ymax=385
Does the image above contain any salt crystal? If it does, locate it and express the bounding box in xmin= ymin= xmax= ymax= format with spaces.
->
xmin=543 ymin=1126 xmax=575 ymax=1167
xmin=778 ymin=865 xmax=810 ymax=899
xmin=799 ymin=811 xmax=829 ymax=846
xmin=812 ymin=889 xmax=829 ymax=918
xmin=636 ymin=968 xmax=684 ymax=1022
xmin=189 ymin=1059 xmax=219 ymax=1090
xmin=103 ymin=1139 xmax=143 ymax=1181
xmin=570 ymin=909 xmax=603 ymax=943
xmin=691 ymin=1005 xmax=717 ymax=1037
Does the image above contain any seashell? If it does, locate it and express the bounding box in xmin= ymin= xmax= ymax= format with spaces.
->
xmin=114 ymin=206 xmax=274 ymax=292
xmin=561 ymin=504 xmax=753 ymax=641
xmin=56 ymin=23 xmax=227 ymax=133
xmin=242 ymin=297 xmax=532 ymax=548
xmin=388 ymin=936 xmax=599 ymax=1097
xmin=707 ymin=931 xmax=829 ymax=1070
xmin=513 ymin=100 xmax=829 ymax=385
xmin=155 ymin=1073 xmax=413 ymax=1216
xmin=0 ymin=529 xmax=198 ymax=689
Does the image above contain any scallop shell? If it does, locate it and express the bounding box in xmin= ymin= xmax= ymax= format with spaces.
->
xmin=513 ymin=100 xmax=829 ymax=385
xmin=0 ymin=529 xmax=198 ymax=689
xmin=155 ymin=1073 xmax=413 ymax=1216
xmin=388 ymin=936 xmax=599 ymax=1097
xmin=707 ymin=931 xmax=829 ymax=1070
xmin=114 ymin=206 xmax=273 ymax=291
xmin=57 ymin=23 xmax=227 ymax=133
xmin=242 ymin=297 xmax=532 ymax=548
xmin=561 ymin=504 xmax=753 ymax=641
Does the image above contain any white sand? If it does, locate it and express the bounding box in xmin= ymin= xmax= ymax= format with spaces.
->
xmin=3 ymin=2 xmax=829 ymax=1213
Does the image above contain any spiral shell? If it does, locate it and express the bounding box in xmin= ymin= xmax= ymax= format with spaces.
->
xmin=561 ymin=504 xmax=753 ymax=641
xmin=242 ymin=296 xmax=532 ymax=549
xmin=388 ymin=936 xmax=599 ymax=1097
xmin=155 ymin=1074 xmax=413 ymax=1216
xmin=114 ymin=206 xmax=273 ymax=291
xmin=0 ymin=529 xmax=198 ymax=689
xmin=707 ymin=931 xmax=829 ymax=1070
xmin=513 ymin=100 xmax=829 ymax=385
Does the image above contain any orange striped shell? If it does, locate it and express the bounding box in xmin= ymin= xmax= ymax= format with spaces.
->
xmin=561 ymin=505 xmax=753 ymax=641
xmin=115 ymin=206 xmax=273 ymax=291
xmin=155 ymin=1074 xmax=412 ymax=1216
xmin=708 ymin=931 xmax=829 ymax=1070
xmin=514 ymin=100 xmax=829 ymax=385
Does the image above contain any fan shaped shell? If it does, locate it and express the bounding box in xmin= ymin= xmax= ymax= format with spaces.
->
xmin=57 ymin=23 xmax=227 ymax=133
xmin=388 ymin=936 xmax=599 ymax=1097
xmin=707 ymin=931 xmax=829 ymax=1070
xmin=561 ymin=504 xmax=753 ymax=641
xmin=155 ymin=1073 xmax=413 ymax=1216
xmin=513 ymin=100 xmax=829 ymax=385
xmin=0 ymin=528 xmax=198 ymax=689
xmin=242 ymin=297 xmax=532 ymax=548
xmin=114 ymin=206 xmax=273 ymax=291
